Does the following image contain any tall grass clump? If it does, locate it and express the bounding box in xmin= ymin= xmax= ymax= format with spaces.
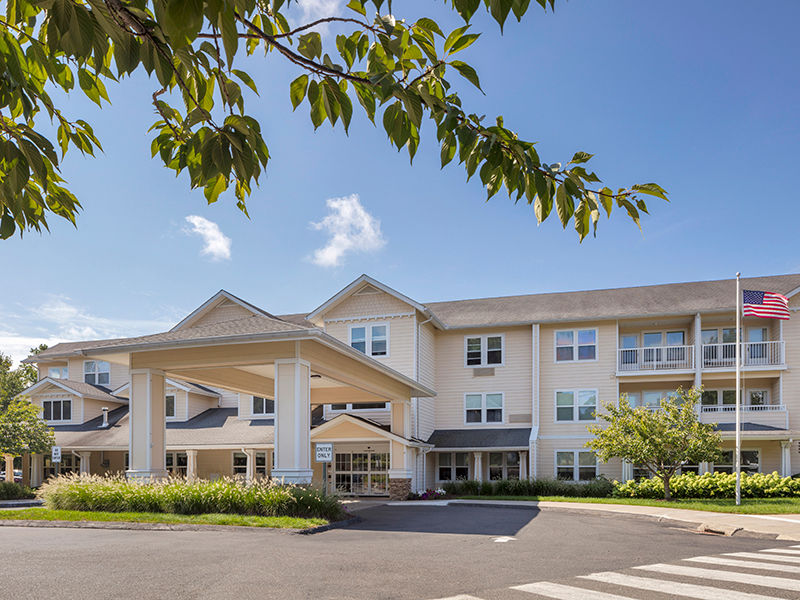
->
xmin=441 ymin=477 xmax=614 ymax=498
xmin=0 ymin=482 xmax=36 ymax=500
xmin=38 ymin=474 xmax=346 ymax=521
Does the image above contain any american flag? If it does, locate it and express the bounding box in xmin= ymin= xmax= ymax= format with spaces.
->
xmin=742 ymin=289 xmax=790 ymax=319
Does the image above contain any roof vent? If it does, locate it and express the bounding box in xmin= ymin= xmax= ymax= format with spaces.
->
xmin=100 ymin=407 xmax=109 ymax=428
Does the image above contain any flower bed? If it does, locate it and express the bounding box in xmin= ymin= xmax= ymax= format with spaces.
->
xmin=613 ymin=471 xmax=800 ymax=499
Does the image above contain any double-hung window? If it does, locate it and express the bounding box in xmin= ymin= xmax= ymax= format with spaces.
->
xmin=488 ymin=452 xmax=520 ymax=480
xmin=556 ymin=450 xmax=597 ymax=481
xmin=43 ymin=399 xmax=72 ymax=422
xmin=165 ymin=452 xmax=188 ymax=476
xmin=464 ymin=335 xmax=504 ymax=367
xmin=83 ymin=360 xmax=110 ymax=386
xmin=555 ymin=390 xmax=597 ymax=422
xmin=437 ymin=452 xmax=469 ymax=481
xmin=233 ymin=451 xmax=268 ymax=477
xmin=555 ymin=329 xmax=597 ymax=362
xmin=465 ymin=392 xmax=503 ymax=424
xmin=165 ymin=394 xmax=176 ymax=419
xmin=712 ymin=450 xmax=760 ymax=474
xmin=350 ymin=324 xmax=389 ymax=357
xmin=48 ymin=366 xmax=68 ymax=379
xmin=252 ymin=396 xmax=275 ymax=416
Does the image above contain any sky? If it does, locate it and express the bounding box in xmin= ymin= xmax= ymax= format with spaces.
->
xmin=1 ymin=0 xmax=799 ymax=363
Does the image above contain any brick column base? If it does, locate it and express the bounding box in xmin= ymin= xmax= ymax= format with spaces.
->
xmin=388 ymin=478 xmax=412 ymax=500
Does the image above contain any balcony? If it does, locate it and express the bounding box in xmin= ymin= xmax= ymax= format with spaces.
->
xmin=701 ymin=341 xmax=785 ymax=370
xmin=700 ymin=403 xmax=788 ymax=431
xmin=617 ymin=345 xmax=694 ymax=374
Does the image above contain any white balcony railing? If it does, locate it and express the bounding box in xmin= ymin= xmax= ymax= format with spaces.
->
xmin=701 ymin=404 xmax=786 ymax=413
xmin=701 ymin=341 xmax=785 ymax=369
xmin=617 ymin=345 xmax=694 ymax=373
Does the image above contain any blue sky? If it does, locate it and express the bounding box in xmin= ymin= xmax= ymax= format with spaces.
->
xmin=1 ymin=0 xmax=798 ymax=362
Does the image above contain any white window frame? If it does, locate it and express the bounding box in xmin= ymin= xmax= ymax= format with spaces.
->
xmin=463 ymin=334 xmax=505 ymax=368
xmin=83 ymin=360 xmax=110 ymax=386
xmin=42 ymin=398 xmax=73 ymax=423
xmin=554 ymin=328 xmax=598 ymax=363
xmin=349 ymin=323 xmax=390 ymax=358
xmin=436 ymin=452 xmax=470 ymax=482
xmin=488 ymin=451 xmax=522 ymax=480
xmin=328 ymin=402 xmax=388 ymax=412
xmin=251 ymin=396 xmax=275 ymax=417
xmin=47 ymin=366 xmax=68 ymax=379
xmin=165 ymin=394 xmax=176 ymax=419
xmin=165 ymin=452 xmax=188 ymax=476
xmin=554 ymin=449 xmax=598 ymax=481
xmin=747 ymin=389 xmax=770 ymax=406
xmin=232 ymin=451 xmax=268 ymax=478
xmin=712 ymin=448 xmax=761 ymax=474
xmin=463 ymin=392 xmax=504 ymax=425
xmin=700 ymin=388 xmax=738 ymax=408
xmin=554 ymin=389 xmax=598 ymax=423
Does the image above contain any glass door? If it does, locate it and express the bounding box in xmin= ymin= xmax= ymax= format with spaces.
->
xmin=620 ymin=334 xmax=638 ymax=369
xmin=747 ymin=327 xmax=768 ymax=364
xmin=333 ymin=447 xmax=390 ymax=496
xmin=642 ymin=333 xmax=663 ymax=366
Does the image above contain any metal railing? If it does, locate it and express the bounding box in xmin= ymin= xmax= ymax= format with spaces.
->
xmin=701 ymin=404 xmax=786 ymax=413
xmin=617 ymin=345 xmax=694 ymax=372
xmin=701 ymin=341 xmax=784 ymax=369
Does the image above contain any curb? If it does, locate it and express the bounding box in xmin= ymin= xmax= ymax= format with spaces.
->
xmin=0 ymin=519 xmax=302 ymax=533
xmin=0 ymin=500 xmax=43 ymax=509
xmin=297 ymin=515 xmax=362 ymax=535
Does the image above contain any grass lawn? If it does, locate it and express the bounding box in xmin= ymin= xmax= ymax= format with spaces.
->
xmin=0 ymin=508 xmax=327 ymax=529
xmin=456 ymin=496 xmax=800 ymax=514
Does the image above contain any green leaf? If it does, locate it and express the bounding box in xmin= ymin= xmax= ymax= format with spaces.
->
xmin=555 ymin=183 xmax=573 ymax=228
xmin=218 ymin=8 xmax=238 ymax=68
xmin=440 ymin=132 xmax=456 ymax=167
xmin=444 ymin=25 xmax=471 ymax=54
xmin=298 ymin=32 xmax=322 ymax=60
xmin=569 ymin=151 xmax=594 ymax=165
xmin=453 ymin=0 xmax=481 ymax=22
xmin=415 ymin=18 xmax=444 ymax=38
xmin=345 ymin=0 xmax=366 ymax=16
xmin=165 ymin=0 xmax=204 ymax=47
xmin=448 ymin=33 xmax=480 ymax=54
xmin=289 ymin=74 xmax=308 ymax=110
xmin=632 ymin=182 xmax=669 ymax=201
xmin=232 ymin=70 xmax=259 ymax=95
xmin=450 ymin=60 xmax=482 ymax=91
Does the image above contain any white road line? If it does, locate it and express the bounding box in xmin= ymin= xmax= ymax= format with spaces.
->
xmin=725 ymin=552 xmax=800 ymax=564
xmin=427 ymin=596 xmax=484 ymax=600
xmin=581 ymin=571 xmax=784 ymax=600
xmin=512 ymin=581 xmax=634 ymax=599
xmin=759 ymin=548 xmax=800 ymax=555
xmin=634 ymin=563 xmax=800 ymax=592
xmin=685 ymin=555 xmax=800 ymax=574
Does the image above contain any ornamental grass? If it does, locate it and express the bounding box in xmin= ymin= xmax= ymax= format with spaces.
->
xmin=37 ymin=474 xmax=346 ymax=521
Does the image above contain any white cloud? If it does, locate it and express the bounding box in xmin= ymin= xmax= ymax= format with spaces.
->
xmin=297 ymin=0 xmax=342 ymax=23
xmin=310 ymin=194 xmax=386 ymax=267
xmin=0 ymin=296 xmax=178 ymax=366
xmin=184 ymin=215 xmax=232 ymax=261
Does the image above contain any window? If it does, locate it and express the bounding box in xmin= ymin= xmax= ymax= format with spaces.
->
xmin=43 ymin=399 xmax=72 ymax=422
xmin=48 ymin=366 xmax=68 ymax=379
xmin=712 ymin=450 xmax=760 ymax=474
xmin=464 ymin=335 xmax=504 ymax=367
xmin=701 ymin=389 xmax=745 ymax=410
xmin=330 ymin=402 xmax=388 ymax=411
xmin=556 ymin=450 xmax=597 ymax=481
xmin=555 ymin=390 xmax=597 ymax=422
xmin=489 ymin=452 xmax=520 ymax=480
xmin=165 ymin=395 xmax=176 ymax=418
xmin=233 ymin=452 xmax=268 ymax=478
xmin=83 ymin=360 xmax=110 ymax=386
xmin=349 ymin=324 xmax=389 ymax=357
xmin=437 ymin=452 xmax=469 ymax=481
xmin=465 ymin=393 xmax=503 ymax=424
xmin=165 ymin=452 xmax=187 ymax=476
xmin=555 ymin=329 xmax=597 ymax=362
xmin=252 ymin=396 xmax=275 ymax=416
xmin=748 ymin=390 xmax=768 ymax=406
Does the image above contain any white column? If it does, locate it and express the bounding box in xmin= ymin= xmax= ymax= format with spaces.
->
xmin=272 ymin=359 xmax=312 ymax=484
xmin=473 ymin=452 xmax=483 ymax=482
xmin=127 ymin=368 xmax=168 ymax=481
xmin=244 ymin=448 xmax=256 ymax=483
xmin=621 ymin=459 xmax=633 ymax=482
xmin=78 ymin=452 xmax=91 ymax=475
xmin=3 ymin=455 xmax=13 ymax=482
xmin=389 ymin=401 xmax=413 ymax=479
xmin=520 ymin=452 xmax=528 ymax=480
xmin=694 ymin=313 xmax=702 ymax=389
xmin=186 ymin=450 xmax=198 ymax=481
xmin=781 ymin=440 xmax=792 ymax=477
xmin=30 ymin=454 xmax=43 ymax=487
xmin=699 ymin=461 xmax=710 ymax=475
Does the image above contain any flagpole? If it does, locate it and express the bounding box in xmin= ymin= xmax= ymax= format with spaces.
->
xmin=735 ymin=272 xmax=742 ymax=506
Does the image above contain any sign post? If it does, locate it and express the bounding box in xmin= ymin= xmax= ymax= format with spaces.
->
xmin=315 ymin=443 xmax=333 ymax=496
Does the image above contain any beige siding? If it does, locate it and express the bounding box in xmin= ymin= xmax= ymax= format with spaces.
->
xmin=322 ymin=405 xmax=391 ymax=426
xmin=83 ymin=397 xmax=125 ymax=422
xmin=536 ymin=437 xmax=623 ymax=481
xmin=67 ymin=357 xmax=128 ymax=391
xmin=189 ymin=299 xmax=255 ymax=328
xmin=214 ymin=387 xmax=239 ymax=408
xmin=324 ymin=315 xmax=415 ymax=377
xmin=434 ymin=326 xmax=532 ymax=429
xmin=324 ymin=287 xmax=414 ymax=320
xmin=196 ymin=449 xmax=236 ymax=479
xmin=187 ymin=391 xmax=217 ymax=420
xmin=238 ymin=394 xmax=273 ymax=420
xmin=37 ymin=362 xmax=68 ymax=380
xmin=783 ymin=294 xmax=800 ymax=431
xmin=416 ymin=321 xmax=437 ymax=440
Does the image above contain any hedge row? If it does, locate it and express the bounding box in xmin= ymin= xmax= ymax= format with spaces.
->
xmin=0 ymin=482 xmax=36 ymax=500
xmin=613 ymin=472 xmax=800 ymax=499
xmin=441 ymin=477 xmax=615 ymax=498
xmin=38 ymin=474 xmax=346 ymax=521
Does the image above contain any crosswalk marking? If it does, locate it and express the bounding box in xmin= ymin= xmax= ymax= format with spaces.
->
xmin=634 ymin=563 xmax=800 ymax=592
xmin=511 ymin=581 xmax=633 ymax=599
xmin=725 ymin=551 xmax=800 ymax=564
xmin=759 ymin=548 xmax=800 ymax=556
xmin=580 ymin=571 xmax=784 ymax=600
xmin=685 ymin=555 xmax=800 ymax=574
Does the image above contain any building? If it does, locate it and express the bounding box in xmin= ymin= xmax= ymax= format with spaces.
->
xmin=16 ymin=273 xmax=800 ymax=499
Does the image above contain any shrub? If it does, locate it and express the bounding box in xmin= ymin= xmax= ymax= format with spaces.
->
xmin=441 ymin=477 xmax=613 ymax=498
xmin=612 ymin=472 xmax=800 ymax=499
xmin=0 ymin=482 xmax=36 ymax=500
xmin=37 ymin=474 xmax=346 ymax=521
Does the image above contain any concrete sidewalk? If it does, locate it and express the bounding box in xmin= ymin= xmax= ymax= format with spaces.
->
xmin=396 ymin=499 xmax=800 ymax=541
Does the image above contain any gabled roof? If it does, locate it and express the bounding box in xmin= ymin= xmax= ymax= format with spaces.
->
xmin=111 ymin=378 xmax=220 ymax=398
xmin=170 ymin=289 xmax=285 ymax=331
xmin=311 ymin=413 xmax=431 ymax=447
xmin=23 ymin=338 xmax=129 ymax=363
xmin=17 ymin=378 xmax=127 ymax=404
xmin=426 ymin=428 xmax=532 ymax=449
xmin=307 ymin=274 xmax=443 ymax=327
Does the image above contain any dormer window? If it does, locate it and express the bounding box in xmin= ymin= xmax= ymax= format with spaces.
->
xmin=252 ymin=396 xmax=275 ymax=416
xmin=349 ymin=324 xmax=389 ymax=357
xmin=84 ymin=360 xmax=110 ymax=386
xmin=165 ymin=395 xmax=176 ymax=419
xmin=48 ymin=366 xmax=68 ymax=379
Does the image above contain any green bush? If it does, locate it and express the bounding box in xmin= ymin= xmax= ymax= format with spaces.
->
xmin=441 ymin=477 xmax=614 ymax=498
xmin=612 ymin=472 xmax=800 ymax=499
xmin=0 ymin=482 xmax=36 ymax=500
xmin=37 ymin=474 xmax=346 ymax=521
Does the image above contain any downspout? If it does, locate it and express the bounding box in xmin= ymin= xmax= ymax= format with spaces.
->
xmin=416 ymin=313 xmax=435 ymax=493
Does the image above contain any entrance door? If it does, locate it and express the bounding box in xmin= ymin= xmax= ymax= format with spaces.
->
xmin=333 ymin=445 xmax=390 ymax=496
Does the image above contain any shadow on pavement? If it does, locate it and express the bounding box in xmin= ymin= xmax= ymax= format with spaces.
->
xmin=346 ymin=503 xmax=539 ymax=536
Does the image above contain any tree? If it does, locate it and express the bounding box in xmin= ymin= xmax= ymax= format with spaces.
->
xmin=0 ymin=398 xmax=55 ymax=481
xmin=0 ymin=346 xmax=43 ymax=412
xmin=586 ymin=387 xmax=722 ymax=500
xmin=0 ymin=0 xmax=667 ymax=240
